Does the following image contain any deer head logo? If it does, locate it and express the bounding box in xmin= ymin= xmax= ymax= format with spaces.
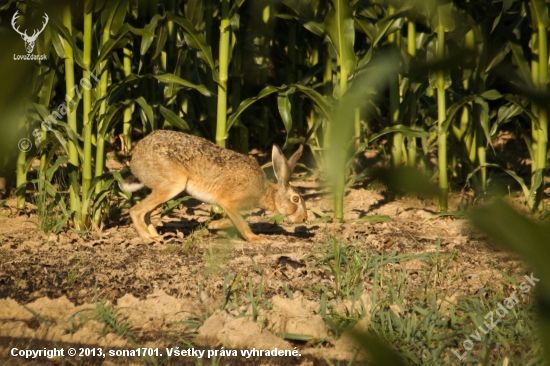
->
xmin=11 ymin=11 xmax=49 ymax=54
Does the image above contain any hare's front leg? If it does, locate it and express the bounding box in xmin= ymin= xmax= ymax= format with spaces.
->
xmin=220 ymin=204 xmax=267 ymax=243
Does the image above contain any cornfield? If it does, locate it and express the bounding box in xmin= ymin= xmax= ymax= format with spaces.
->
xmin=2 ymin=0 xmax=549 ymax=222
xmin=1 ymin=0 xmax=550 ymax=364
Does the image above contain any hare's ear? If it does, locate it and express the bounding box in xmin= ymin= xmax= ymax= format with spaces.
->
xmin=287 ymin=144 xmax=303 ymax=173
xmin=272 ymin=144 xmax=291 ymax=185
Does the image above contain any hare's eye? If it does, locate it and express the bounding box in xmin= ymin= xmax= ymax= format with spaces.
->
xmin=291 ymin=195 xmax=300 ymax=204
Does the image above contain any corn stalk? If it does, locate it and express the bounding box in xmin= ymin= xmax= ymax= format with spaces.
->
xmin=122 ymin=46 xmax=132 ymax=151
xmin=216 ymin=0 xmax=231 ymax=148
xmin=204 ymin=0 xmax=217 ymax=137
xmin=388 ymin=6 xmax=403 ymax=168
xmin=530 ymin=0 xmax=548 ymax=210
xmin=406 ymin=19 xmax=417 ymax=168
xmin=92 ymin=5 xmax=114 ymax=225
xmin=325 ymin=0 xmax=355 ymax=222
xmin=436 ymin=5 xmax=448 ymax=212
xmin=63 ymin=5 xmax=81 ymax=227
xmin=81 ymin=4 xmax=93 ymax=227
xmin=16 ymin=121 xmax=26 ymax=210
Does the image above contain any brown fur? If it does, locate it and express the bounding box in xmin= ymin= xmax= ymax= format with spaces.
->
xmin=125 ymin=130 xmax=307 ymax=243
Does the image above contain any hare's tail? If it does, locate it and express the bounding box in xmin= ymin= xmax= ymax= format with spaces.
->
xmin=122 ymin=174 xmax=144 ymax=192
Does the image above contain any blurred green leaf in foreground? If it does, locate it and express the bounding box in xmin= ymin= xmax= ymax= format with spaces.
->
xmin=469 ymin=199 xmax=550 ymax=362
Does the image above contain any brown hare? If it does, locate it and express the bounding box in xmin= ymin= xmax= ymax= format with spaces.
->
xmin=123 ymin=130 xmax=307 ymax=243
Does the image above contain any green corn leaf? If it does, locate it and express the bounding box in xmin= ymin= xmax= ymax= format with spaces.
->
xmin=294 ymin=84 xmax=333 ymax=119
xmin=51 ymin=31 xmax=67 ymax=59
xmin=496 ymin=103 xmax=523 ymax=127
xmin=278 ymin=333 xmax=314 ymax=341
xmin=470 ymin=200 xmax=550 ymax=273
xmin=301 ymin=19 xmax=324 ymax=37
xmin=277 ymin=87 xmax=295 ymax=147
xmin=154 ymin=73 xmax=212 ymax=96
xmin=439 ymin=96 xmax=475 ymax=134
xmin=268 ymin=214 xmax=287 ymax=224
xmin=46 ymin=157 xmax=69 ymax=182
xmin=372 ymin=8 xmax=409 ymax=47
xmin=92 ymin=25 xmax=131 ymax=71
xmin=130 ymin=96 xmax=152 ymax=126
xmin=515 ymin=122 xmax=535 ymax=163
xmin=153 ymin=21 xmax=168 ymax=60
xmin=142 ymin=14 xmax=164 ymax=56
xmin=474 ymin=97 xmax=493 ymax=149
xmin=355 ymin=18 xmax=375 ymax=42
xmin=277 ymin=14 xmax=324 ymax=37
xmin=166 ymin=12 xmax=216 ymax=73
xmin=227 ymin=85 xmax=284 ymax=134
xmin=84 ymin=0 xmax=96 ymax=13
xmin=281 ymin=0 xmax=316 ymax=19
xmin=480 ymin=90 xmax=502 ymax=100
xmin=48 ymin=18 xmax=85 ymax=68
xmin=100 ymin=0 xmax=119 ymax=31
xmin=310 ymin=208 xmax=329 ymax=219
xmin=24 ymin=154 xmax=37 ymax=177
xmin=159 ymin=105 xmax=190 ymax=131
xmin=505 ymin=29 xmax=535 ymax=87
xmin=530 ymin=169 xmax=544 ymax=200
xmin=35 ymin=139 xmax=61 ymax=171
xmin=110 ymin=171 xmax=126 ymax=189
xmin=109 ymin=0 xmax=128 ymax=35
xmin=368 ymin=125 xmax=428 ymax=143
xmin=485 ymin=37 xmax=511 ymax=74
xmin=229 ymin=0 xmax=246 ymax=19
xmin=139 ymin=14 xmax=164 ymax=71
xmin=184 ymin=0 xmax=204 ymax=27
xmin=357 ymin=47 xmax=374 ymax=70
xmin=467 ymin=163 xmax=532 ymax=204
xmin=503 ymin=94 xmax=539 ymax=127
xmin=127 ymin=24 xmax=156 ymax=37
xmin=430 ymin=1 xmax=455 ymax=32
xmin=38 ymin=69 xmax=57 ymax=107
xmin=491 ymin=0 xmax=515 ymax=32
xmin=32 ymin=103 xmax=53 ymax=121
xmin=98 ymin=103 xmax=124 ymax=137
xmin=90 ymin=179 xmax=115 ymax=207
xmin=49 ymin=125 xmax=83 ymax=161
xmin=353 ymin=215 xmax=392 ymax=223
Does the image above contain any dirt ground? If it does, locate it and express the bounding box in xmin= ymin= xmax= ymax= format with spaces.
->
xmin=0 ymin=180 xmax=534 ymax=365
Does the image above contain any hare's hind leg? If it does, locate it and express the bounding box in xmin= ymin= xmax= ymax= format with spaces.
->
xmin=130 ymin=180 xmax=187 ymax=242
xmin=145 ymin=213 xmax=160 ymax=238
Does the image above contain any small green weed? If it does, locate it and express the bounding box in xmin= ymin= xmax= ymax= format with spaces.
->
xmin=10 ymin=270 xmax=25 ymax=297
xmin=67 ymin=257 xmax=84 ymax=286
xmin=33 ymin=176 xmax=71 ymax=234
